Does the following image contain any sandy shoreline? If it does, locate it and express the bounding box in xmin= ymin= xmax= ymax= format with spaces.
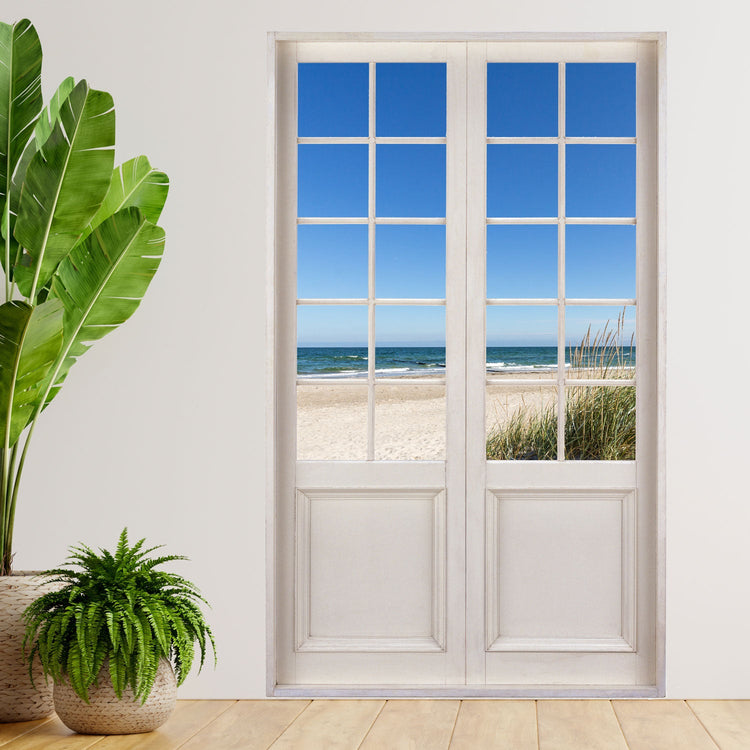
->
xmin=297 ymin=372 xmax=559 ymax=461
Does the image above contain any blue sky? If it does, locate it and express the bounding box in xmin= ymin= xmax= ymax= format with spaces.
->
xmin=297 ymin=62 xmax=636 ymax=347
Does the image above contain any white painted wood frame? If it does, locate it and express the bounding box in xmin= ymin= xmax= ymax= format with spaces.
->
xmin=267 ymin=33 xmax=666 ymax=698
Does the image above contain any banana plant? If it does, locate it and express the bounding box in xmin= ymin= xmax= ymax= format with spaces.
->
xmin=0 ymin=19 xmax=169 ymax=574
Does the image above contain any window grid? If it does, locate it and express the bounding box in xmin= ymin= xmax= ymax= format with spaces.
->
xmin=295 ymin=60 xmax=637 ymax=461
xmin=484 ymin=61 xmax=638 ymax=461
xmin=295 ymin=62 xmax=449 ymax=461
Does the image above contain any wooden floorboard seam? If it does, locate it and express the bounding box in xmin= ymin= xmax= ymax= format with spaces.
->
xmin=609 ymin=698 xmax=632 ymax=749
xmin=263 ymin=700 xmax=315 ymax=750
xmin=171 ymin=700 xmax=239 ymax=750
xmin=445 ymin=700 xmax=462 ymax=748
xmin=0 ymin=718 xmax=54 ymax=748
xmin=354 ymin=700 xmax=387 ymax=750
xmin=534 ymin=700 xmax=541 ymax=750
xmin=684 ymin=702 xmax=723 ymax=750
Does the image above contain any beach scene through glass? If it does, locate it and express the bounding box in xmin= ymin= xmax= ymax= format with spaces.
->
xmin=296 ymin=61 xmax=636 ymax=461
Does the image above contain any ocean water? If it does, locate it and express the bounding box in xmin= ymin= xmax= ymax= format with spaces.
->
xmin=297 ymin=346 xmax=635 ymax=378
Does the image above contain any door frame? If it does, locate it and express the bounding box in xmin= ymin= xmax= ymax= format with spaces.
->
xmin=266 ymin=32 xmax=667 ymax=698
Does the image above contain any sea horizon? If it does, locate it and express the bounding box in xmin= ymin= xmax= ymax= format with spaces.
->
xmin=297 ymin=345 xmax=636 ymax=378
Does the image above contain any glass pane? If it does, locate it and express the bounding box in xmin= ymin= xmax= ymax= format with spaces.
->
xmin=564 ymin=384 xmax=635 ymax=460
xmin=566 ymin=63 xmax=636 ymax=137
xmin=297 ymin=305 xmax=368 ymax=354
xmin=376 ymin=226 xmax=445 ymax=299
xmin=298 ymin=145 xmax=368 ymax=217
xmin=298 ymin=63 xmax=369 ymax=137
xmin=487 ymin=145 xmax=557 ymax=218
xmin=566 ymin=305 xmax=635 ymax=379
xmin=376 ymin=145 xmax=446 ymax=217
xmin=375 ymin=384 xmax=445 ymax=460
xmin=376 ymin=306 xmax=445 ymax=377
xmin=486 ymin=306 xmax=558 ymax=379
xmin=566 ymin=225 xmax=635 ymax=299
xmin=487 ymin=63 xmax=558 ymax=137
xmin=298 ymin=225 xmax=368 ymax=299
xmin=376 ymin=63 xmax=446 ymax=137
xmin=486 ymin=386 xmax=558 ymax=460
xmin=298 ymin=384 xmax=367 ymax=460
xmin=487 ymin=225 xmax=557 ymax=299
xmin=566 ymin=145 xmax=635 ymax=217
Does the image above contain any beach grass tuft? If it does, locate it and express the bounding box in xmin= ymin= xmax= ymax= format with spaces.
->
xmin=486 ymin=311 xmax=636 ymax=460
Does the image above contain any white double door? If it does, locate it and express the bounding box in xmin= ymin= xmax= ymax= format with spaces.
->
xmin=273 ymin=39 xmax=659 ymax=694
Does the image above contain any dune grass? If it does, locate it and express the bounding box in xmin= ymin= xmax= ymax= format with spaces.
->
xmin=486 ymin=313 xmax=636 ymax=461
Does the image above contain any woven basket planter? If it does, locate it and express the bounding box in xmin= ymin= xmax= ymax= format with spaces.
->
xmin=54 ymin=658 xmax=176 ymax=735
xmin=0 ymin=573 xmax=56 ymax=723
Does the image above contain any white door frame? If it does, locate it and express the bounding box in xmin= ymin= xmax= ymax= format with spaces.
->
xmin=266 ymin=32 xmax=666 ymax=698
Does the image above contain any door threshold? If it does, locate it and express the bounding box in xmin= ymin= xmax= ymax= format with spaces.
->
xmin=272 ymin=684 xmax=661 ymax=699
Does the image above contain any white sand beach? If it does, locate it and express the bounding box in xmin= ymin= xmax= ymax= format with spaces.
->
xmin=297 ymin=374 xmax=558 ymax=461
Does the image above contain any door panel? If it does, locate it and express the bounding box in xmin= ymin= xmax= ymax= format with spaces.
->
xmin=276 ymin=42 xmax=467 ymax=688
xmin=465 ymin=41 xmax=657 ymax=688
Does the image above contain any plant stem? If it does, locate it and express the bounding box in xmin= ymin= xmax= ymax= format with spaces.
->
xmin=4 ymin=423 xmax=35 ymax=573
xmin=4 ymin=203 xmax=10 ymax=302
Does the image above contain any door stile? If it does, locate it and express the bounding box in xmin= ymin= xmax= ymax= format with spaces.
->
xmin=274 ymin=41 xmax=299 ymax=687
xmin=444 ymin=42 xmax=469 ymax=684
xmin=634 ymin=40 xmax=659 ymax=687
xmin=465 ymin=41 xmax=488 ymax=685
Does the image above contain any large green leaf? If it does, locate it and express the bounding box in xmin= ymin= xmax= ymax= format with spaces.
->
xmin=0 ymin=19 xmax=43 ymax=275
xmin=45 ymin=207 xmax=164 ymax=405
xmin=14 ymin=79 xmax=115 ymax=299
xmin=80 ymin=156 xmax=169 ymax=243
xmin=0 ymin=135 xmax=34 ymax=281
xmin=0 ymin=299 xmax=63 ymax=448
xmin=34 ymin=77 xmax=76 ymax=149
xmin=1 ymin=79 xmax=78 ymax=274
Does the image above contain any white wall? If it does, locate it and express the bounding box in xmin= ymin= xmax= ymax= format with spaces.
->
xmin=4 ymin=0 xmax=749 ymax=698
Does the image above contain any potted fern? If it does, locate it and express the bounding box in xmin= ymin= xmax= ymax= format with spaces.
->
xmin=24 ymin=530 xmax=215 ymax=735
xmin=0 ymin=18 xmax=168 ymax=721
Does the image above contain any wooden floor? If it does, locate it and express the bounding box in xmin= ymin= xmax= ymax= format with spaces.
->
xmin=1 ymin=700 xmax=749 ymax=749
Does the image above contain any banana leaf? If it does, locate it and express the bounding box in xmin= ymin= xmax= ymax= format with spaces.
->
xmin=0 ymin=299 xmax=63 ymax=448
xmin=0 ymin=19 xmax=43 ymax=277
xmin=14 ymin=79 xmax=115 ymax=299
xmin=81 ymin=156 xmax=169 ymax=243
xmin=44 ymin=207 xmax=164 ymax=406
xmin=34 ymin=77 xmax=76 ymax=149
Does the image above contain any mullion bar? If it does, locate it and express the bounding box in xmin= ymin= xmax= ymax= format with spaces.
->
xmin=298 ymin=217 xmax=368 ymax=224
xmin=486 ymin=136 xmax=635 ymax=145
xmin=486 ymin=298 xmax=636 ymax=306
xmin=297 ymin=298 xmax=447 ymax=305
xmin=297 ymin=136 xmax=447 ymax=144
xmin=298 ymin=137 xmax=369 ymax=144
xmin=487 ymin=217 xmax=635 ymax=225
xmin=376 ymin=136 xmax=447 ymax=144
xmin=298 ymin=378 xmax=447 ymax=386
xmin=564 ymin=379 xmax=636 ymax=387
xmin=487 ymin=298 xmax=557 ymax=306
xmin=376 ymin=217 xmax=447 ymax=225
xmin=297 ymin=217 xmax=447 ymax=224
xmin=557 ymin=62 xmax=566 ymax=461
xmin=566 ymin=298 xmax=637 ymax=306
xmin=566 ymin=217 xmax=636 ymax=225
xmin=367 ymin=62 xmax=376 ymax=461
xmin=485 ymin=379 xmax=561 ymax=387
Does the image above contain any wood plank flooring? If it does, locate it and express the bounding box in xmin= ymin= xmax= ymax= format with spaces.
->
xmin=1 ymin=700 xmax=748 ymax=749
